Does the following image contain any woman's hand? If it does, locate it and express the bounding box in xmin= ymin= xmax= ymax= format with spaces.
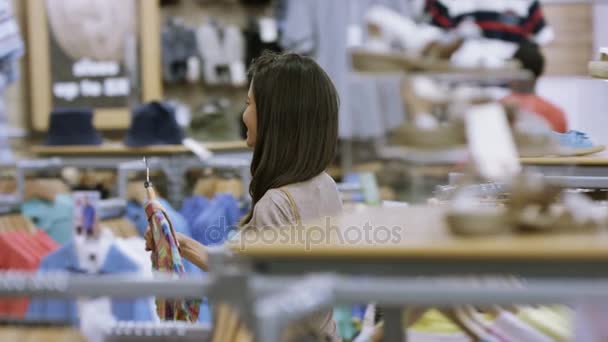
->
xmin=144 ymin=229 xmax=208 ymax=271
xmin=144 ymin=228 xmax=153 ymax=251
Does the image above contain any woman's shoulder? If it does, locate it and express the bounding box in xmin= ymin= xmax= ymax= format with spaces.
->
xmin=284 ymin=172 xmax=339 ymax=193
xmin=283 ymin=172 xmax=343 ymax=214
xmin=257 ymin=188 xmax=292 ymax=209
xmin=251 ymin=188 xmax=297 ymax=228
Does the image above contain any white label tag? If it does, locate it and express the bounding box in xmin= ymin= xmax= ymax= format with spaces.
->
xmin=347 ymin=25 xmax=363 ymax=48
xmin=465 ymin=103 xmax=521 ymax=182
xmin=183 ymin=138 xmax=213 ymax=161
xmin=382 ymin=201 xmax=409 ymax=208
xmin=186 ymin=56 xmax=200 ymax=83
xmin=259 ymin=18 xmax=278 ymax=43
xmin=0 ymin=19 xmax=18 ymax=41
xmin=229 ymin=61 xmax=247 ymax=87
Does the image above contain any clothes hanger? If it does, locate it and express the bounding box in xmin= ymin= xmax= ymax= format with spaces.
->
xmin=0 ymin=178 xmax=16 ymax=194
xmin=233 ymin=322 xmax=253 ymax=342
xmin=111 ymin=218 xmax=137 ymax=238
xmin=215 ymin=178 xmax=243 ymax=199
xmin=194 ymin=176 xmax=219 ymax=198
xmin=0 ymin=213 xmax=29 ymax=233
xmin=127 ymin=182 xmax=148 ymax=206
xmin=211 ymin=303 xmax=253 ymax=342
xmin=369 ymin=308 xmax=472 ymax=342
xmin=224 ymin=305 xmax=240 ymax=342
xmin=101 ymin=219 xmax=126 ymax=238
xmin=126 ymin=161 xmax=166 ymax=205
xmin=463 ymin=306 xmax=512 ymax=342
xmin=456 ymin=279 xmax=498 ymax=339
xmin=118 ymin=218 xmax=138 ymax=238
xmin=212 ymin=303 xmax=229 ymax=342
xmin=462 ymin=277 xmax=511 ymax=341
xmin=438 ymin=308 xmax=483 ymax=341
xmin=5 ymin=215 xmax=14 ymax=233
xmin=457 ymin=307 xmax=500 ymax=341
xmin=24 ymin=178 xmax=69 ymax=202
xmin=9 ymin=215 xmax=22 ymax=233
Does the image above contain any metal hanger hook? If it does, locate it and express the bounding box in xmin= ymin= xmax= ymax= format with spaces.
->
xmin=143 ymin=156 xmax=151 ymax=187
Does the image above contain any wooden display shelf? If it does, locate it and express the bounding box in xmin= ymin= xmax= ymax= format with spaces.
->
xmin=31 ymin=140 xmax=248 ymax=156
xmin=520 ymin=155 xmax=608 ymax=166
xmin=232 ymin=205 xmax=608 ymax=260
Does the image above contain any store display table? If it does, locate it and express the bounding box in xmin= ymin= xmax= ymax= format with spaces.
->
xmin=233 ymin=205 xmax=608 ymax=278
xmin=31 ymin=141 xmax=251 ymax=206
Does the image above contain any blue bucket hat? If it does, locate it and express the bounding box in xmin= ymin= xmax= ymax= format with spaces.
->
xmin=45 ymin=108 xmax=102 ymax=146
xmin=124 ymin=101 xmax=184 ymax=147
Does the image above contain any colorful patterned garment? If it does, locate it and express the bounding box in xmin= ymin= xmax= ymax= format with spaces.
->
xmin=145 ymin=199 xmax=200 ymax=322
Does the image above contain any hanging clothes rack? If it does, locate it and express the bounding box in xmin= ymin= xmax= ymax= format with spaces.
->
xmin=0 ymin=271 xmax=212 ymax=299
xmin=98 ymin=198 xmax=128 ymax=220
xmin=253 ymin=274 xmax=608 ymax=342
xmin=1 ymin=272 xmax=608 ymax=341
xmin=0 ymin=158 xmax=63 ymax=211
xmin=117 ymin=155 xmax=252 ymax=205
xmin=104 ymin=321 xmax=212 ymax=342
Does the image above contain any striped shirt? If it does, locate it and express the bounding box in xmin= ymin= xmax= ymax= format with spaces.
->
xmin=425 ymin=0 xmax=554 ymax=45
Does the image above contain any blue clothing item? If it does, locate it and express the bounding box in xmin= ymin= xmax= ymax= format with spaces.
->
xmin=126 ymin=199 xmax=190 ymax=237
xmin=552 ymin=130 xmax=594 ymax=149
xmin=26 ymin=240 xmax=154 ymax=324
xmin=240 ymin=201 xmax=250 ymax=218
xmin=352 ymin=305 xmax=367 ymax=321
xmin=191 ymin=194 xmax=240 ymax=246
xmin=334 ymin=305 xmax=357 ymax=340
xmin=180 ymin=196 xmax=210 ymax=229
xmin=21 ymin=193 xmax=73 ymax=245
xmin=126 ymin=201 xmax=148 ymax=236
xmin=342 ymin=173 xmax=366 ymax=203
xmin=82 ymin=204 xmax=95 ymax=235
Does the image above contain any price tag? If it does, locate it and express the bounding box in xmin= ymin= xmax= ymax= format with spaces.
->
xmin=229 ymin=61 xmax=247 ymax=87
xmin=347 ymin=25 xmax=363 ymax=48
xmin=186 ymin=56 xmax=200 ymax=83
xmin=259 ymin=17 xmax=278 ymax=43
xmin=465 ymin=103 xmax=521 ymax=182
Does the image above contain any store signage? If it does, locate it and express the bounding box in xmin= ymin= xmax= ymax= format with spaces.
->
xmin=27 ymin=0 xmax=162 ymax=131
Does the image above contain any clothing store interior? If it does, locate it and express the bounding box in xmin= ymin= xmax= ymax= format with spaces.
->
xmin=1 ymin=0 xmax=608 ymax=341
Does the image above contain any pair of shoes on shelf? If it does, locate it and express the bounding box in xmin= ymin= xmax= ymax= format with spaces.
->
xmin=552 ymin=130 xmax=594 ymax=149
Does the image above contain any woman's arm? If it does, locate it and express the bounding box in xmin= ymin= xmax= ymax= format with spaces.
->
xmin=177 ymin=233 xmax=209 ymax=272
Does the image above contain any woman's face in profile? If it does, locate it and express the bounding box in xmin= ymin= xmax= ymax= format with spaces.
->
xmin=242 ymin=85 xmax=258 ymax=147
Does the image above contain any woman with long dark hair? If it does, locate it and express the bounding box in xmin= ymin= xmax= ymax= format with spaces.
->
xmin=146 ymin=51 xmax=342 ymax=340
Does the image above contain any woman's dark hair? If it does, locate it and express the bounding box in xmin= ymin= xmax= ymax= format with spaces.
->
xmin=242 ymin=51 xmax=339 ymax=224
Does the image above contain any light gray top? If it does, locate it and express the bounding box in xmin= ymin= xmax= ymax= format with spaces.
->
xmin=248 ymin=172 xmax=343 ymax=341
xmin=250 ymin=172 xmax=343 ymax=229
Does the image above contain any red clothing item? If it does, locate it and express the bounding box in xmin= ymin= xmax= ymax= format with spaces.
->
xmin=501 ymin=93 xmax=568 ymax=133
xmin=0 ymin=231 xmax=59 ymax=318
